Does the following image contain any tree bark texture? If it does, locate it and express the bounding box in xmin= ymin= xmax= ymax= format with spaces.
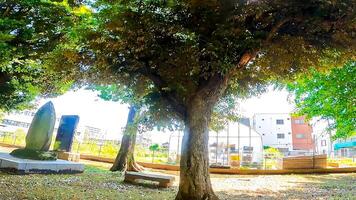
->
xmin=110 ymin=105 xmax=144 ymax=172
xmin=175 ymin=97 xmax=218 ymax=200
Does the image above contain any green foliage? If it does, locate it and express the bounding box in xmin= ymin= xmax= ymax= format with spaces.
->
xmin=50 ymin=0 xmax=355 ymax=123
xmin=149 ymin=143 xmax=160 ymax=152
xmin=0 ymin=109 xmax=4 ymax=122
xmin=264 ymin=147 xmax=282 ymax=157
xmin=328 ymin=158 xmax=356 ymax=167
xmin=288 ymin=61 xmax=356 ymax=139
xmin=0 ymin=0 xmax=78 ymax=111
xmin=263 ymin=147 xmax=283 ymax=169
xmin=210 ymin=96 xmax=240 ymax=132
xmin=101 ymin=141 xmax=120 ymax=157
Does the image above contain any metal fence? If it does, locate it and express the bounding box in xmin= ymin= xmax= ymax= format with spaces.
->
xmin=1 ymin=131 xmax=355 ymax=169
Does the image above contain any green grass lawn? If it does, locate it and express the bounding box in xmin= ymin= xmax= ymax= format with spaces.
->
xmin=0 ymin=166 xmax=175 ymax=200
xmin=0 ymin=165 xmax=355 ymax=200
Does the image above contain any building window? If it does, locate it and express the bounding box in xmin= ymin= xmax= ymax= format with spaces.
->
xmin=294 ymin=119 xmax=305 ymax=124
xmin=296 ymin=133 xmax=305 ymax=139
xmin=276 ymin=119 xmax=284 ymax=125
xmin=321 ymin=140 xmax=327 ymax=146
xmin=2 ymin=119 xmax=29 ymax=128
xmin=277 ymin=133 xmax=285 ymax=139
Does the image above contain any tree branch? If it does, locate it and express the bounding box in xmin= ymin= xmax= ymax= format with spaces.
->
xmin=137 ymin=60 xmax=187 ymax=119
xmin=229 ymin=17 xmax=291 ymax=77
xmin=195 ymin=18 xmax=289 ymax=102
xmin=2 ymin=6 xmax=11 ymax=17
xmin=265 ymin=18 xmax=291 ymax=43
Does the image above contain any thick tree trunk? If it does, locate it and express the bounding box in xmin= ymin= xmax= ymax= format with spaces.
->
xmin=110 ymin=105 xmax=144 ymax=172
xmin=176 ymin=97 xmax=218 ymax=200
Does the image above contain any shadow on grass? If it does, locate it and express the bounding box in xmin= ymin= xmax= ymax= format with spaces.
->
xmin=1 ymin=164 xmax=354 ymax=200
xmin=122 ymin=179 xmax=172 ymax=190
xmin=215 ymin=174 xmax=356 ymax=200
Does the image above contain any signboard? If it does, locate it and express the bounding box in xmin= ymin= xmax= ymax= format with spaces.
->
xmin=54 ymin=115 xmax=80 ymax=152
xmin=243 ymin=146 xmax=253 ymax=152
xmin=241 ymin=146 xmax=254 ymax=166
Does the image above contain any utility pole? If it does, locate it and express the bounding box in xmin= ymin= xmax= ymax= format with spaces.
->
xmin=227 ymin=122 xmax=230 ymax=166
xmin=167 ymin=133 xmax=173 ymax=163
xmin=249 ymin=118 xmax=252 ymax=147
xmin=216 ymin=131 xmax=219 ymax=164
xmin=313 ymin=134 xmax=316 ymax=169
xmin=176 ymin=131 xmax=181 ymax=163
xmin=238 ymin=121 xmax=240 ymax=156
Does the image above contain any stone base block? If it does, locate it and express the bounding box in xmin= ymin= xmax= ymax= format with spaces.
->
xmin=57 ymin=151 xmax=80 ymax=162
xmin=0 ymin=152 xmax=84 ymax=174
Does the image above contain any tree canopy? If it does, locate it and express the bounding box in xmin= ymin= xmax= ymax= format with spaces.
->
xmin=288 ymin=61 xmax=356 ymax=139
xmin=73 ymin=0 xmax=354 ymax=104
xmin=0 ymin=0 xmax=83 ymax=111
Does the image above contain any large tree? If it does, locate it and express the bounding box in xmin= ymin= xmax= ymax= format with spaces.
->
xmin=0 ymin=1 xmax=78 ymax=111
xmin=288 ymin=61 xmax=356 ymax=139
xmin=51 ymin=1 xmax=355 ymax=199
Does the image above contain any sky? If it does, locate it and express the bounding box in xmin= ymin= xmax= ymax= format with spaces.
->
xmin=36 ymin=86 xmax=296 ymax=140
xmin=239 ymin=87 xmax=295 ymax=116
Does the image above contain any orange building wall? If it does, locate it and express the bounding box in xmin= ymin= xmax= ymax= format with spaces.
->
xmin=291 ymin=116 xmax=313 ymax=150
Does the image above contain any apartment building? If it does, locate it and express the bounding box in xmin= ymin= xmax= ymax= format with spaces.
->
xmin=291 ymin=116 xmax=313 ymax=151
xmin=253 ymin=113 xmax=314 ymax=155
xmin=253 ymin=113 xmax=293 ymax=153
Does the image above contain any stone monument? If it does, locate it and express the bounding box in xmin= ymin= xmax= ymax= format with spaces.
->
xmin=0 ymin=101 xmax=84 ymax=174
xmin=54 ymin=115 xmax=80 ymax=162
xmin=10 ymin=101 xmax=57 ymax=160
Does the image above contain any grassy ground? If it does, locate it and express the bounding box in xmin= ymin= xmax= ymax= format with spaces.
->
xmin=0 ymin=166 xmax=175 ymax=200
xmin=0 ymin=165 xmax=355 ymax=200
xmin=0 ymin=146 xmax=355 ymax=199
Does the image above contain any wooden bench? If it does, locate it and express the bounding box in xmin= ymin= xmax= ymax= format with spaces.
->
xmin=124 ymin=171 xmax=175 ymax=188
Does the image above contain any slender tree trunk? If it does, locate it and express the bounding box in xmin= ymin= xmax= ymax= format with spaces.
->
xmin=110 ymin=105 xmax=144 ymax=172
xmin=176 ymin=97 xmax=218 ymax=200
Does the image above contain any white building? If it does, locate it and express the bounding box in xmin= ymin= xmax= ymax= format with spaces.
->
xmin=0 ymin=110 xmax=108 ymax=143
xmin=253 ymin=113 xmax=293 ymax=154
xmin=0 ymin=110 xmax=61 ymax=134
xmin=311 ymin=119 xmax=334 ymax=156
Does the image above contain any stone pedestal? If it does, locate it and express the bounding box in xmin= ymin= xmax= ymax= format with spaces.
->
xmin=0 ymin=152 xmax=84 ymax=174
xmin=57 ymin=151 xmax=80 ymax=162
